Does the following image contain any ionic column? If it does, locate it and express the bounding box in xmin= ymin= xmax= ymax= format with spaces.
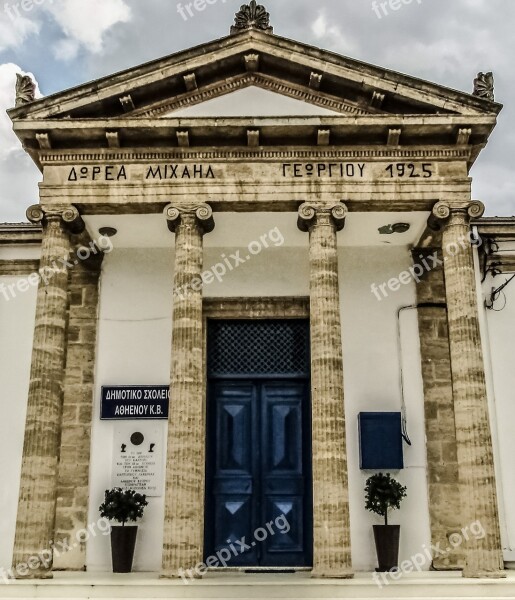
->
xmin=298 ymin=202 xmax=353 ymax=579
xmin=13 ymin=205 xmax=84 ymax=577
xmin=162 ymin=203 xmax=214 ymax=578
xmin=433 ymin=201 xmax=504 ymax=578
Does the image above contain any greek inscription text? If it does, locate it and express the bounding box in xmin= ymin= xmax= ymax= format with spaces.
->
xmin=145 ymin=164 xmax=215 ymax=180
xmin=282 ymin=163 xmax=367 ymax=178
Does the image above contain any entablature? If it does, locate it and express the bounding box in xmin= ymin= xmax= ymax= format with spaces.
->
xmin=0 ymin=223 xmax=42 ymax=245
xmin=14 ymin=114 xmax=497 ymax=172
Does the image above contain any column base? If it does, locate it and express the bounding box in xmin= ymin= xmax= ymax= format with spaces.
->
xmin=432 ymin=562 xmax=463 ymax=571
xmin=13 ymin=569 xmax=53 ymax=580
xmin=160 ymin=571 xmax=203 ymax=581
xmin=462 ymin=568 xmax=506 ymax=579
xmin=311 ymin=568 xmax=354 ymax=579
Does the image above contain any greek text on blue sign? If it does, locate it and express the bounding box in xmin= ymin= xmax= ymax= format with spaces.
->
xmin=101 ymin=386 xmax=169 ymax=420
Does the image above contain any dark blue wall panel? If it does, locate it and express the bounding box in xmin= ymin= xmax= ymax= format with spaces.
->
xmin=358 ymin=412 xmax=404 ymax=470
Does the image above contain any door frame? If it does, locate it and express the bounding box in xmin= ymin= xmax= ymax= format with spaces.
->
xmin=202 ymin=297 xmax=311 ymax=571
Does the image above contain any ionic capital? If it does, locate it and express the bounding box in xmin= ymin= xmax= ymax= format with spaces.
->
xmin=26 ymin=204 xmax=85 ymax=234
xmin=433 ymin=200 xmax=485 ymax=222
xmin=428 ymin=201 xmax=484 ymax=232
xmin=164 ymin=203 xmax=214 ymax=234
xmin=297 ymin=202 xmax=348 ymax=233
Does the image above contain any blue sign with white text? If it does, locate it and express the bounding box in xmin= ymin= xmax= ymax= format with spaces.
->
xmin=101 ymin=386 xmax=169 ymax=420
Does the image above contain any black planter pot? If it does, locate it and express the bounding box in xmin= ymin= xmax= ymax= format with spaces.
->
xmin=110 ymin=526 xmax=138 ymax=573
xmin=373 ymin=525 xmax=400 ymax=572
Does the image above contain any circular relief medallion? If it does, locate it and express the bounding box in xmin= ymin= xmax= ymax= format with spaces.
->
xmin=130 ymin=432 xmax=145 ymax=446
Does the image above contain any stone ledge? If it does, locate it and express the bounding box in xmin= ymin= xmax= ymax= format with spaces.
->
xmin=0 ymin=260 xmax=40 ymax=276
xmin=1 ymin=572 xmax=515 ymax=599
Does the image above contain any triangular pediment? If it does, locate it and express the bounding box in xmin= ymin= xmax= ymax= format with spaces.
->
xmin=163 ymin=87 xmax=342 ymax=117
xmin=8 ymin=29 xmax=501 ymax=123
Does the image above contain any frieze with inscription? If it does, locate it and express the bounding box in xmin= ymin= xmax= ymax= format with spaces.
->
xmin=68 ymin=164 xmax=216 ymax=182
xmin=51 ymin=160 xmax=451 ymax=186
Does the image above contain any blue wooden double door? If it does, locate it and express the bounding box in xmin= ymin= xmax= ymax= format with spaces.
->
xmin=204 ymin=320 xmax=313 ymax=568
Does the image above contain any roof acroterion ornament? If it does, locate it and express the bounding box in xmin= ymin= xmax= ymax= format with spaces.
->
xmin=231 ymin=0 xmax=273 ymax=35
xmin=15 ymin=73 xmax=36 ymax=107
xmin=473 ymin=72 xmax=495 ymax=102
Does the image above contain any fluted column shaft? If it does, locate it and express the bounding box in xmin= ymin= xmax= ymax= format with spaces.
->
xmin=298 ymin=203 xmax=353 ymax=578
xmin=434 ymin=200 xmax=504 ymax=578
xmin=13 ymin=205 xmax=84 ymax=577
xmin=162 ymin=204 xmax=214 ymax=578
xmin=53 ymin=230 xmax=104 ymax=572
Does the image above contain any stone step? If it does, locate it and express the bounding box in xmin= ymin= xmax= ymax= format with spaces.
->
xmin=1 ymin=572 xmax=515 ymax=600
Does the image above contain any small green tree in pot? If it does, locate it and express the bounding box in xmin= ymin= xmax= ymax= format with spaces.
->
xmin=365 ymin=473 xmax=407 ymax=572
xmin=99 ymin=488 xmax=148 ymax=573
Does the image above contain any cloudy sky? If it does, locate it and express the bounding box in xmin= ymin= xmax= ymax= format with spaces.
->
xmin=0 ymin=0 xmax=513 ymax=221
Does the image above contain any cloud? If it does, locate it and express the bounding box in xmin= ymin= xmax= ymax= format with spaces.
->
xmin=0 ymin=64 xmax=42 ymax=156
xmin=51 ymin=37 xmax=80 ymax=62
xmin=0 ymin=10 xmax=39 ymax=53
xmin=311 ymin=11 xmax=355 ymax=54
xmin=44 ymin=0 xmax=132 ymax=55
xmin=0 ymin=0 xmax=131 ymax=57
xmin=472 ymin=162 xmax=515 ymax=217
xmin=0 ymin=149 xmax=41 ymax=222
xmin=0 ymin=64 xmax=42 ymax=222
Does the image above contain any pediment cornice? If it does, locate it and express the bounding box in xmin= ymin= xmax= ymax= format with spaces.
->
xmin=8 ymin=30 xmax=501 ymax=123
xmin=127 ymin=73 xmax=374 ymax=118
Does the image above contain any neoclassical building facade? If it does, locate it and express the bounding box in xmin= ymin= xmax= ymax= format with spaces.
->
xmin=2 ymin=3 xmax=515 ymax=594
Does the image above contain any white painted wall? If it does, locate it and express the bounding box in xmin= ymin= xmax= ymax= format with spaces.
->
xmin=341 ymin=246 xmax=431 ymax=572
xmin=0 ymin=272 xmax=37 ymax=569
xmin=87 ymin=227 xmax=431 ymax=572
xmin=87 ymin=249 xmax=174 ymax=572
xmin=481 ymin=246 xmax=515 ymax=562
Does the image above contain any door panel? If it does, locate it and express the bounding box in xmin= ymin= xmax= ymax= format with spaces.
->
xmin=210 ymin=382 xmax=259 ymax=565
xmin=218 ymin=399 xmax=252 ymax=472
xmin=260 ymin=382 xmax=308 ymax=566
xmin=205 ymin=378 xmax=312 ymax=567
xmin=265 ymin=497 xmax=304 ymax=554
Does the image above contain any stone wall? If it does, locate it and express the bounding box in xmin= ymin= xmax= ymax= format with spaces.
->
xmin=413 ymin=248 xmax=463 ymax=570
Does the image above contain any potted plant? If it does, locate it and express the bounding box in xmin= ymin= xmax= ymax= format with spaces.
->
xmin=365 ymin=473 xmax=407 ymax=572
xmin=99 ymin=488 xmax=148 ymax=573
